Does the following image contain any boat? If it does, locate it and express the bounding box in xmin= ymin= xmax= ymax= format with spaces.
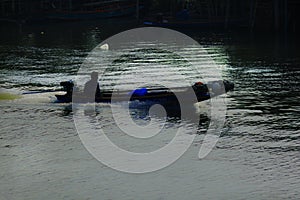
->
xmin=55 ymin=80 xmax=234 ymax=104
xmin=46 ymin=0 xmax=141 ymax=20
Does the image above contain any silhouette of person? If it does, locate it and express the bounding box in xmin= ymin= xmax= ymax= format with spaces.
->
xmin=83 ymin=71 xmax=101 ymax=101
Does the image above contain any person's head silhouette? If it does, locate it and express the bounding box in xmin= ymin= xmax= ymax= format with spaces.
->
xmin=91 ymin=71 xmax=98 ymax=81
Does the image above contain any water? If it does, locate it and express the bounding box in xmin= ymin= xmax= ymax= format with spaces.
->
xmin=0 ymin=20 xmax=300 ymax=199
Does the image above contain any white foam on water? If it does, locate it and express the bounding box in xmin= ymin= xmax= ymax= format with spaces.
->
xmin=13 ymin=91 xmax=65 ymax=104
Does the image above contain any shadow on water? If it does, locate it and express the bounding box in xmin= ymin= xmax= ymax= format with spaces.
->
xmin=59 ymin=104 xmax=73 ymax=116
xmin=72 ymin=100 xmax=212 ymax=136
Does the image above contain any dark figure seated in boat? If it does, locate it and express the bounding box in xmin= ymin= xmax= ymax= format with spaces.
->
xmin=83 ymin=71 xmax=101 ymax=102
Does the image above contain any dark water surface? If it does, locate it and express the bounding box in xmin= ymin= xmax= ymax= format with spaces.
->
xmin=0 ymin=20 xmax=299 ymax=200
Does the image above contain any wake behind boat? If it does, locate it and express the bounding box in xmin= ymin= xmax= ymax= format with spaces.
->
xmin=55 ymin=80 xmax=234 ymax=104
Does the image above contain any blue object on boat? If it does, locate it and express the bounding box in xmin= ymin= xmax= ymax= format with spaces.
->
xmin=131 ymin=88 xmax=147 ymax=96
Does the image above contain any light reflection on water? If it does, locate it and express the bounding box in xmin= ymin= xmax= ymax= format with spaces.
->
xmin=0 ymin=23 xmax=300 ymax=199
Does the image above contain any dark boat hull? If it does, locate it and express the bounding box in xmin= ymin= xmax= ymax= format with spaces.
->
xmin=55 ymin=80 xmax=234 ymax=104
xmin=55 ymin=89 xmax=210 ymax=103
